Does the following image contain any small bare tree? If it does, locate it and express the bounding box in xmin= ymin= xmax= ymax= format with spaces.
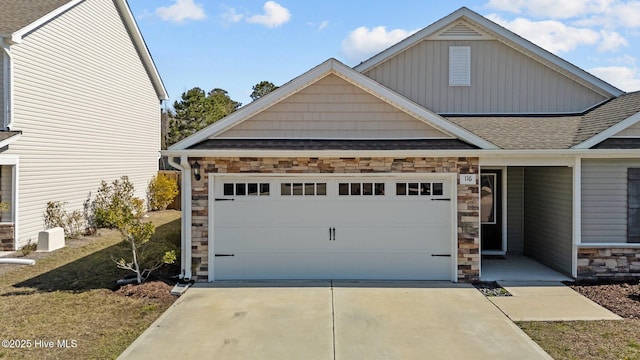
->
xmin=114 ymin=197 xmax=175 ymax=284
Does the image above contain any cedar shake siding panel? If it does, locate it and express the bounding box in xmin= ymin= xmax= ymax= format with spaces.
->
xmin=523 ymin=167 xmax=573 ymax=275
xmin=581 ymin=159 xmax=640 ymax=243
xmin=364 ymin=40 xmax=607 ymax=114
xmin=216 ymin=74 xmax=452 ymax=139
xmin=6 ymin=0 xmax=160 ymax=247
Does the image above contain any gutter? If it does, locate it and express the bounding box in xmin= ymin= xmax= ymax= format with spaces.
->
xmin=2 ymin=41 xmax=12 ymax=129
xmin=162 ymin=148 xmax=640 ymax=159
xmin=168 ymin=155 xmax=192 ymax=281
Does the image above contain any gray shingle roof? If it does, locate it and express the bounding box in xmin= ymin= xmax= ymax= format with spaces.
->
xmin=0 ymin=0 xmax=73 ymax=35
xmin=447 ymin=91 xmax=640 ymax=150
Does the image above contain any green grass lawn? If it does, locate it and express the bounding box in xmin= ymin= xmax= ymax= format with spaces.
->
xmin=520 ymin=320 xmax=640 ymax=360
xmin=0 ymin=210 xmax=180 ymax=360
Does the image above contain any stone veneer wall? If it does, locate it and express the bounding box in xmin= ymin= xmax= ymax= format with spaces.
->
xmin=0 ymin=224 xmax=15 ymax=251
xmin=578 ymin=247 xmax=640 ymax=281
xmin=189 ymin=157 xmax=480 ymax=282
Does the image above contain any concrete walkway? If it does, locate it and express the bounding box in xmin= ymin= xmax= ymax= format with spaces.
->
xmin=489 ymin=281 xmax=622 ymax=321
xmin=118 ymin=281 xmax=552 ymax=360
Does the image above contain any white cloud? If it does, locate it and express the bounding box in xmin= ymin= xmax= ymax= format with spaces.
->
xmin=156 ymin=0 xmax=206 ymax=23
xmin=485 ymin=0 xmax=613 ymax=20
xmin=221 ymin=6 xmax=243 ymax=24
xmin=341 ymin=26 xmax=417 ymax=62
xmin=590 ymin=66 xmax=640 ymax=91
xmin=598 ymin=30 xmax=629 ymax=52
xmin=246 ymin=1 xmax=291 ymax=28
xmin=487 ymin=15 xmax=600 ymax=53
xmin=318 ymin=21 xmax=329 ymax=31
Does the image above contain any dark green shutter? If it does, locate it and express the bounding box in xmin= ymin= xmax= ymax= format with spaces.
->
xmin=628 ymin=169 xmax=640 ymax=243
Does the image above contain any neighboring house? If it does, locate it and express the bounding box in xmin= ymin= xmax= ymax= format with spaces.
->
xmin=0 ymin=0 xmax=167 ymax=250
xmin=165 ymin=7 xmax=640 ymax=282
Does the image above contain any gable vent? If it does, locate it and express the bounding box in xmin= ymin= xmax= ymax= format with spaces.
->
xmin=441 ymin=22 xmax=482 ymax=37
xmin=430 ymin=21 xmax=492 ymax=40
xmin=449 ymin=46 xmax=471 ymax=86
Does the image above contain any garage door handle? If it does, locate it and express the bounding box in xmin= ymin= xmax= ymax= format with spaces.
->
xmin=431 ymin=254 xmax=451 ymax=257
xmin=215 ymin=198 xmax=235 ymax=201
xmin=329 ymin=227 xmax=336 ymax=241
xmin=215 ymin=254 xmax=235 ymax=257
xmin=332 ymin=227 xmax=336 ymax=241
xmin=431 ymin=198 xmax=451 ymax=201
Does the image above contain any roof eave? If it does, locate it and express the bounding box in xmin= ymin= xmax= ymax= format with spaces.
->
xmin=115 ymin=0 xmax=168 ymax=101
xmin=10 ymin=0 xmax=84 ymax=44
xmin=573 ymin=111 xmax=640 ymax=149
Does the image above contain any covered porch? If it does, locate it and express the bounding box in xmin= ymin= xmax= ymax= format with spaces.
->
xmin=479 ymin=162 xmax=577 ymax=281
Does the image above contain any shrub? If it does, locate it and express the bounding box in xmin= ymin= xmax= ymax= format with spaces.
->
xmin=20 ymin=241 xmax=37 ymax=256
xmin=147 ymin=174 xmax=178 ymax=211
xmin=92 ymin=176 xmax=136 ymax=229
xmin=43 ymin=201 xmax=85 ymax=239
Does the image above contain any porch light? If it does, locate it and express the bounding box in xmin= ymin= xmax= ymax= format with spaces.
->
xmin=193 ymin=161 xmax=201 ymax=181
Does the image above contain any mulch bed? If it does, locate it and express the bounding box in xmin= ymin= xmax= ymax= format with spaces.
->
xmin=115 ymin=280 xmax=177 ymax=302
xmin=568 ymin=281 xmax=640 ymax=319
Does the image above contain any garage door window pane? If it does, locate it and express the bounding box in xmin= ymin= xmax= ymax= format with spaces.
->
xmin=408 ymin=183 xmax=419 ymax=196
xmin=305 ymin=183 xmax=315 ymax=195
xmin=236 ymin=183 xmax=246 ymax=196
xmin=260 ymin=183 xmax=270 ymax=195
xmin=281 ymin=183 xmax=291 ymax=196
xmin=317 ymin=183 xmax=327 ymax=195
xmin=248 ymin=183 xmax=258 ymax=195
xmin=375 ymin=183 xmax=385 ymax=195
xmin=420 ymin=183 xmax=431 ymax=195
xmin=351 ymin=183 xmax=361 ymax=195
xmin=293 ymin=183 xmax=303 ymax=196
xmin=362 ymin=183 xmax=373 ymax=195
xmin=396 ymin=183 xmax=407 ymax=195
xmin=224 ymin=183 xmax=234 ymax=196
xmin=339 ymin=183 xmax=349 ymax=195
xmin=433 ymin=183 xmax=444 ymax=196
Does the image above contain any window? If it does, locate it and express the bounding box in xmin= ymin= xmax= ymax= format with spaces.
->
xmin=339 ymin=182 xmax=384 ymax=196
xmin=223 ymin=183 xmax=270 ymax=196
xmin=628 ymin=169 xmax=640 ymax=242
xmin=396 ymin=182 xmax=444 ymax=196
xmin=449 ymin=46 xmax=470 ymax=86
xmin=281 ymin=182 xmax=326 ymax=196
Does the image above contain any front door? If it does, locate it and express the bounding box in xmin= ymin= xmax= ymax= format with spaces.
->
xmin=481 ymin=170 xmax=502 ymax=252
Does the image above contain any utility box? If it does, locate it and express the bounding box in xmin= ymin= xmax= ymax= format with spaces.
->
xmin=37 ymin=227 xmax=65 ymax=252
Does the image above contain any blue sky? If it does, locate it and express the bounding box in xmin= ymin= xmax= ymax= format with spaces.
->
xmin=128 ymin=0 xmax=640 ymax=107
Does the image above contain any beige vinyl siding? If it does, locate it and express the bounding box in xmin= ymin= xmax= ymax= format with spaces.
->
xmin=217 ymin=74 xmax=451 ymax=139
xmin=506 ymin=167 xmax=524 ymax=254
xmin=7 ymin=0 xmax=160 ymax=246
xmin=364 ymin=40 xmax=607 ymax=114
xmin=613 ymin=122 xmax=640 ymax=137
xmin=581 ymin=159 xmax=640 ymax=243
xmin=523 ymin=167 xmax=573 ymax=275
xmin=0 ymin=51 xmax=4 ymax=126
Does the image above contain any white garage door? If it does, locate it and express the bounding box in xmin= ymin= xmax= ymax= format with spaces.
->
xmin=210 ymin=176 xmax=455 ymax=281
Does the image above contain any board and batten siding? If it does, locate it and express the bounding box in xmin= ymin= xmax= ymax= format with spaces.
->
xmin=7 ymin=0 xmax=160 ymax=246
xmin=217 ymin=74 xmax=451 ymax=139
xmin=523 ymin=167 xmax=573 ymax=275
xmin=363 ymin=40 xmax=607 ymax=114
xmin=506 ymin=167 xmax=524 ymax=255
xmin=581 ymin=159 xmax=640 ymax=243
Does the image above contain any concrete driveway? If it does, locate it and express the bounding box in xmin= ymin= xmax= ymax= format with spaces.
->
xmin=118 ymin=281 xmax=551 ymax=360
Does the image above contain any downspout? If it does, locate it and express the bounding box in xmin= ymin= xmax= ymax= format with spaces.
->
xmin=2 ymin=40 xmax=13 ymax=130
xmin=168 ymin=155 xmax=192 ymax=281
